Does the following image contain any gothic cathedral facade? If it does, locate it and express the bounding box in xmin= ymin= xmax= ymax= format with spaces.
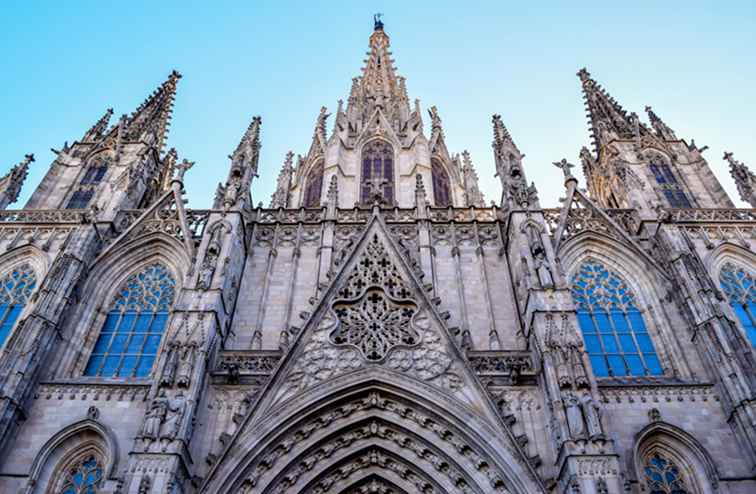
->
xmin=0 ymin=19 xmax=755 ymax=494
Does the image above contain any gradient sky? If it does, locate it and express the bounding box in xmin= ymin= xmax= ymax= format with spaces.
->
xmin=1 ymin=1 xmax=754 ymax=209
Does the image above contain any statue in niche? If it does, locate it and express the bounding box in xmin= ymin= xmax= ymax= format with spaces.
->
xmin=161 ymin=391 xmax=186 ymax=441
xmin=570 ymin=345 xmax=589 ymax=388
xmin=564 ymin=392 xmax=585 ymax=438
xmin=581 ymin=392 xmax=604 ymax=439
xmin=525 ymin=223 xmax=554 ymax=288
xmin=198 ymin=242 xmax=220 ymax=290
xmin=176 ymin=343 xmax=196 ymax=388
xmin=160 ymin=342 xmax=179 ymax=388
xmin=223 ymin=169 xmax=243 ymax=210
xmin=142 ymin=390 xmax=169 ymax=440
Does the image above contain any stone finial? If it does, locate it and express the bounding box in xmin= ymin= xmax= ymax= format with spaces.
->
xmin=0 ymin=153 xmax=34 ymax=210
xmin=724 ymin=151 xmax=756 ymax=206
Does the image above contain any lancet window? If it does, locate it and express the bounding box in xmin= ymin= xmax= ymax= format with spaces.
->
xmin=0 ymin=263 xmax=36 ymax=348
xmin=432 ymin=159 xmax=451 ymax=206
xmin=360 ymin=140 xmax=394 ymax=204
xmin=56 ymin=454 xmax=104 ymax=494
xmin=648 ymin=157 xmax=691 ymax=208
xmin=571 ymin=260 xmax=663 ymax=377
xmin=84 ymin=263 xmax=176 ymax=378
xmin=642 ymin=452 xmax=690 ymax=494
xmin=66 ymin=189 xmax=95 ymax=209
xmin=303 ymin=161 xmax=324 ymax=208
xmin=719 ymin=261 xmax=756 ymax=347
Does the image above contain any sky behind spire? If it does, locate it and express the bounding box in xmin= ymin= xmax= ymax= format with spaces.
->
xmin=1 ymin=1 xmax=754 ymax=208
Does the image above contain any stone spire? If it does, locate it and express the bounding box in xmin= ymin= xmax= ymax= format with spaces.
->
xmin=491 ymin=114 xmax=536 ymax=208
xmin=724 ymin=151 xmax=756 ymax=207
xmin=217 ymin=116 xmax=261 ymax=212
xmin=124 ymin=70 xmax=181 ymax=152
xmin=0 ymin=153 xmax=33 ymax=209
xmin=82 ymin=108 xmax=114 ymax=142
xmin=461 ymin=150 xmax=485 ymax=207
xmin=644 ymin=105 xmax=677 ymax=140
xmin=577 ymin=68 xmax=636 ymax=153
xmin=270 ymin=151 xmax=295 ymax=208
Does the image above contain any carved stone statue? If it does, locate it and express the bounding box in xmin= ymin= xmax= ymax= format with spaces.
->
xmin=581 ymin=392 xmax=604 ymax=439
xmin=564 ymin=392 xmax=585 ymax=438
xmin=142 ymin=390 xmax=169 ymax=439
xmin=161 ymin=391 xmax=187 ymax=441
xmin=160 ymin=342 xmax=179 ymax=388
xmin=176 ymin=343 xmax=196 ymax=388
xmin=198 ymin=243 xmax=220 ymax=290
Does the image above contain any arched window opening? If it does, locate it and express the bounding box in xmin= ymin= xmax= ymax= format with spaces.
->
xmin=432 ymin=159 xmax=451 ymax=207
xmin=303 ymin=161 xmax=324 ymax=208
xmin=57 ymin=454 xmax=104 ymax=494
xmin=81 ymin=156 xmax=109 ymax=185
xmin=66 ymin=189 xmax=95 ymax=209
xmin=0 ymin=263 xmax=36 ymax=348
xmin=719 ymin=261 xmax=756 ymax=347
xmin=360 ymin=140 xmax=394 ymax=204
xmin=648 ymin=156 xmax=691 ymax=208
xmin=643 ymin=451 xmax=691 ymax=494
xmin=84 ymin=263 xmax=176 ymax=378
xmin=571 ymin=260 xmax=663 ymax=377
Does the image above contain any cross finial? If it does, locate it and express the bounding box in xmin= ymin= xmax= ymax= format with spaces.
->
xmin=373 ymin=13 xmax=384 ymax=30
xmin=553 ymin=158 xmax=576 ymax=180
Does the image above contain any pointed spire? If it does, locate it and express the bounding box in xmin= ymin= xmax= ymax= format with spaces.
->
xmin=724 ymin=151 xmax=756 ymax=207
xmin=231 ymin=115 xmax=262 ymax=170
xmin=461 ymin=150 xmax=485 ymax=207
xmin=428 ymin=106 xmax=445 ymax=151
xmin=491 ymin=114 xmax=521 ymax=157
xmin=577 ymin=68 xmax=635 ymax=153
xmin=270 ymin=151 xmax=295 ymax=208
xmin=644 ymin=105 xmax=677 ymax=140
xmin=0 ymin=153 xmax=34 ymax=209
xmin=125 ymin=70 xmax=181 ymax=151
xmin=82 ymin=108 xmax=113 ymax=142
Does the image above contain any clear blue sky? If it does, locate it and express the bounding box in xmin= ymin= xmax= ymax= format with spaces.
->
xmin=1 ymin=1 xmax=754 ymax=208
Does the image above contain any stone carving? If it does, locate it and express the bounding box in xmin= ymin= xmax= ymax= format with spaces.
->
xmin=176 ymin=343 xmax=197 ymax=388
xmin=161 ymin=391 xmax=186 ymax=440
xmin=142 ymin=390 xmax=169 ymax=440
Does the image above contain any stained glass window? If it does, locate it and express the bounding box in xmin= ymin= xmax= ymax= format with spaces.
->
xmin=58 ymin=454 xmax=103 ymax=494
xmin=360 ymin=140 xmax=394 ymax=204
xmin=0 ymin=264 xmax=36 ymax=348
xmin=719 ymin=261 xmax=756 ymax=347
xmin=649 ymin=158 xmax=691 ymax=208
xmin=643 ymin=452 xmax=690 ymax=494
xmin=571 ymin=260 xmax=663 ymax=377
xmin=432 ymin=159 xmax=451 ymax=207
xmin=84 ymin=263 xmax=176 ymax=378
xmin=66 ymin=189 xmax=94 ymax=209
xmin=303 ymin=161 xmax=324 ymax=208
xmin=81 ymin=156 xmax=109 ymax=185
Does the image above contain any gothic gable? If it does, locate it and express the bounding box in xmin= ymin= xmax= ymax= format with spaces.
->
xmin=202 ymin=214 xmax=544 ymax=493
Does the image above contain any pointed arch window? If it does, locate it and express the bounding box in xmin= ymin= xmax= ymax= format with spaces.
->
xmin=643 ymin=452 xmax=690 ymax=494
xmin=303 ymin=161 xmax=324 ymax=208
xmin=66 ymin=189 xmax=95 ymax=209
xmin=571 ymin=260 xmax=663 ymax=377
xmin=57 ymin=454 xmax=104 ymax=494
xmin=84 ymin=263 xmax=176 ymax=378
xmin=0 ymin=263 xmax=36 ymax=348
xmin=81 ymin=156 xmax=109 ymax=185
xmin=648 ymin=156 xmax=691 ymax=208
xmin=719 ymin=261 xmax=756 ymax=347
xmin=360 ymin=140 xmax=394 ymax=204
xmin=432 ymin=159 xmax=451 ymax=207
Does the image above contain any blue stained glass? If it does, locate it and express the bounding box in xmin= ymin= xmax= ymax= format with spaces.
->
xmin=0 ymin=264 xmax=37 ymax=348
xmin=571 ymin=260 xmax=663 ymax=377
xmin=84 ymin=263 xmax=175 ymax=378
xmin=643 ymin=452 xmax=690 ymax=494
xmin=720 ymin=262 xmax=756 ymax=348
xmin=577 ymin=312 xmax=596 ymax=333
xmin=57 ymin=454 xmax=103 ymax=493
xmin=584 ymin=334 xmax=602 ymax=353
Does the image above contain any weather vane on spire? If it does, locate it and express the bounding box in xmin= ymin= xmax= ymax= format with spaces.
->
xmin=374 ymin=13 xmax=384 ymax=30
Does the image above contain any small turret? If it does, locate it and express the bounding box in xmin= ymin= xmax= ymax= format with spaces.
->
xmin=270 ymin=151 xmax=295 ymax=208
xmin=461 ymin=151 xmax=485 ymax=207
xmin=0 ymin=154 xmax=33 ymax=209
xmin=218 ymin=116 xmax=262 ymax=212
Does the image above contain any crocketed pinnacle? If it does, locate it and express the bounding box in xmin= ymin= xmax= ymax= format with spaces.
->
xmin=232 ymin=116 xmax=262 ymax=163
xmin=125 ymin=70 xmax=182 ymax=151
xmin=577 ymin=68 xmax=636 ymax=152
xmin=644 ymin=105 xmax=677 ymax=140
xmin=491 ymin=114 xmax=521 ymax=156
xmin=0 ymin=153 xmax=34 ymax=209
xmin=82 ymin=108 xmax=114 ymax=142
xmin=724 ymin=151 xmax=756 ymax=206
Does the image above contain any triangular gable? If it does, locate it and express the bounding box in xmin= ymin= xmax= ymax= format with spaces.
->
xmin=553 ymin=186 xmax=668 ymax=279
xmin=211 ymin=213 xmax=538 ymax=483
xmin=354 ymin=108 xmax=402 ymax=148
xmin=96 ymin=187 xmax=194 ymax=263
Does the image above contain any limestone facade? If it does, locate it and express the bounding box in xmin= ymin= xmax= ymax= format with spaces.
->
xmin=0 ymin=17 xmax=754 ymax=494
